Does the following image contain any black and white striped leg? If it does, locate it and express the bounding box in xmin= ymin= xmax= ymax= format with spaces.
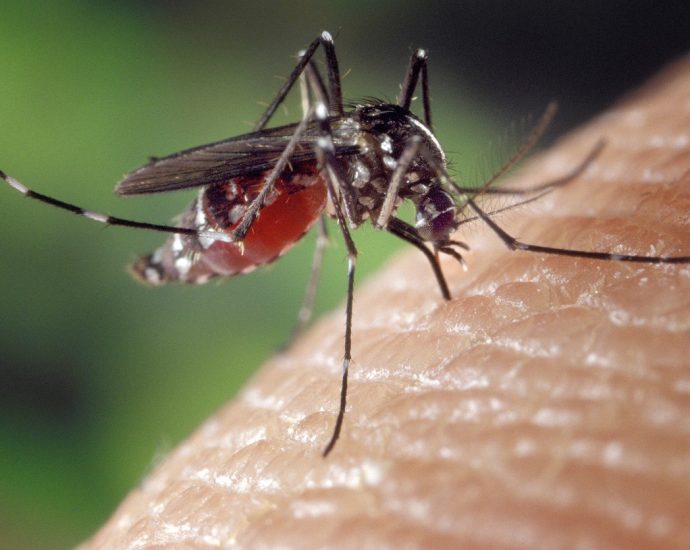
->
xmin=467 ymin=198 xmax=690 ymax=264
xmin=230 ymin=109 xmax=316 ymax=242
xmin=233 ymin=32 xmax=346 ymax=242
xmin=254 ymin=31 xmax=343 ymax=132
xmin=290 ymin=216 xmax=330 ymax=340
xmin=278 ymin=52 xmax=337 ymax=347
xmin=398 ymin=48 xmax=433 ymax=131
xmin=375 ymin=136 xmax=423 ymax=230
xmin=0 ymin=170 xmax=230 ymax=242
xmin=387 ymin=217 xmax=453 ymax=300
xmin=313 ymin=102 xmax=359 ymax=457
xmin=313 ymin=101 xmax=359 ymax=225
xmin=298 ymin=50 xmax=332 ymax=120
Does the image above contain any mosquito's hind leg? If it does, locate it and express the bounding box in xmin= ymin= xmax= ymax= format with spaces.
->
xmin=276 ymin=216 xmax=330 ymax=355
xmin=398 ymin=48 xmax=433 ymax=131
xmin=0 ymin=169 xmax=231 ymax=241
xmin=254 ymin=31 xmax=343 ymax=132
xmin=230 ymin=110 xmax=317 ymax=242
xmin=233 ymin=32 xmax=345 ymax=242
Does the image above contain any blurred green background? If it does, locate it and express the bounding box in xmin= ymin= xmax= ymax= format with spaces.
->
xmin=1 ymin=2 xmax=688 ymax=548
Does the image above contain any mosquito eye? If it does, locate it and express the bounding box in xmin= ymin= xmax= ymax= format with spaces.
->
xmin=415 ymin=187 xmax=457 ymax=241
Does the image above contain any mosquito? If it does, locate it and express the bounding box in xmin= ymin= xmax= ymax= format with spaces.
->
xmin=3 ymin=32 xmax=689 ymax=456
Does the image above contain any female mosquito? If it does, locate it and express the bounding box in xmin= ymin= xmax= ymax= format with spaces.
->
xmin=3 ymin=31 xmax=690 ymax=456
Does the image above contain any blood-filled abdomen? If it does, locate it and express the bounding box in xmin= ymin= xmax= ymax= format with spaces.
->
xmin=131 ymin=163 xmax=327 ymax=285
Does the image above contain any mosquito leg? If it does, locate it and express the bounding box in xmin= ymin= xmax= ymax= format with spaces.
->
xmin=375 ymin=136 xmax=422 ymax=230
xmin=0 ymin=170 xmax=232 ymax=242
xmin=398 ymin=49 xmax=433 ymax=131
xmin=319 ymin=32 xmax=344 ymax=117
xmin=254 ymin=31 xmax=342 ymax=132
xmin=387 ymin=217 xmax=452 ymax=300
xmin=322 ymin=244 xmax=355 ymax=458
xmin=234 ymin=36 xmax=343 ymax=243
xmin=313 ymin=102 xmax=358 ymax=457
xmin=313 ymin=103 xmax=359 ymax=226
xmin=304 ymin=60 xmax=330 ymax=110
xmin=468 ymin=198 xmax=690 ymax=263
xmin=289 ymin=216 xmax=330 ymax=341
xmin=230 ymin=108 xmax=315 ymax=242
xmin=452 ymin=141 xmax=604 ymax=227
xmin=297 ymin=53 xmax=332 ymax=123
xmin=298 ymin=62 xmax=312 ymax=118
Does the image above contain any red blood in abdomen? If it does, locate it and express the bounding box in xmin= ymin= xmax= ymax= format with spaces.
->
xmin=199 ymin=173 xmax=327 ymax=276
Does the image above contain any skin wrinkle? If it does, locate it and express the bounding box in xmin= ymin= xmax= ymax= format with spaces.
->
xmin=82 ymin=56 xmax=690 ymax=549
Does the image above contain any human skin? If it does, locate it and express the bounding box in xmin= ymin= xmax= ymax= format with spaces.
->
xmin=82 ymin=56 xmax=690 ymax=549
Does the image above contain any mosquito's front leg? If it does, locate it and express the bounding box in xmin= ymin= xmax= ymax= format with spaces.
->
xmin=468 ymin=198 xmax=690 ymax=264
xmin=374 ymin=136 xmax=423 ymax=230
xmin=387 ymin=217 xmax=453 ymax=300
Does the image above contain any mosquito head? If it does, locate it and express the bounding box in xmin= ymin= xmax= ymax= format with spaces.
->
xmin=415 ymin=185 xmax=458 ymax=243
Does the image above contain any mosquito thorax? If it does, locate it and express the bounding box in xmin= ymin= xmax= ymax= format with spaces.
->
xmin=345 ymin=103 xmax=449 ymax=231
xmin=353 ymin=103 xmax=446 ymax=173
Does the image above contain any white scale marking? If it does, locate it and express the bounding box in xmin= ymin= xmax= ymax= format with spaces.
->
xmin=172 ymin=233 xmax=184 ymax=253
xmin=198 ymin=230 xmax=234 ymax=244
xmin=6 ymin=175 xmax=29 ymax=195
xmin=407 ymin=116 xmax=446 ymax=164
xmin=315 ymin=102 xmax=329 ymax=120
xmin=145 ymin=267 xmax=161 ymax=285
xmin=83 ymin=210 xmax=109 ymax=223
xmin=383 ymin=155 xmax=397 ymax=170
xmin=174 ymin=255 xmax=193 ymax=276
xmin=317 ymin=137 xmax=334 ymax=152
xmin=380 ymin=134 xmax=393 ymax=153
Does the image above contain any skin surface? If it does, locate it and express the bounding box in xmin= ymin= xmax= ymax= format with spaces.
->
xmin=82 ymin=57 xmax=690 ymax=549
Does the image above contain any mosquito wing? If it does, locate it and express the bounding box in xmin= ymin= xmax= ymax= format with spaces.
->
xmin=115 ymin=120 xmax=361 ymax=195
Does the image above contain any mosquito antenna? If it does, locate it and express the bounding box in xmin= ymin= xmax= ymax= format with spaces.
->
xmin=452 ymin=101 xmax=558 ymax=199
xmin=455 ymin=188 xmax=555 ymax=228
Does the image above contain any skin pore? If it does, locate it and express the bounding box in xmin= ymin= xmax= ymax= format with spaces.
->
xmin=82 ymin=56 xmax=690 ymax=548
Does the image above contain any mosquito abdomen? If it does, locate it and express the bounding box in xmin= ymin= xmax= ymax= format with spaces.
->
xmin=131 ymin=170 xmax=328 ymax=285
